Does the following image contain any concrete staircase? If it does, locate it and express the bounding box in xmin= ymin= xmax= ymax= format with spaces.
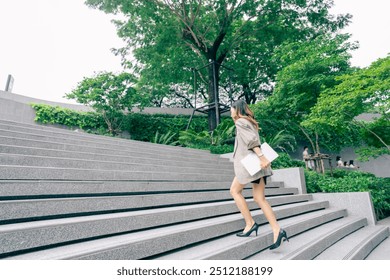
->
xmin=0 ymin=118 xmax=388 ymax=260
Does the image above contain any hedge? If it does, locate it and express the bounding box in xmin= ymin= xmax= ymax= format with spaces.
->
xmin=31 ymin=104 xmax=209 ymax=142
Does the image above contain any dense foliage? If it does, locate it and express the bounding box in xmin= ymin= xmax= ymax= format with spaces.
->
xmin=303 ymin=55 xmax=390 ymax=159
xmin=31 ymin=104 xmax=209 ymax=141
xmin=86 ymin=0 xmax=350 ymax=130
xmin=65 ymin=72 xmax=142 ymax=135
xmin=305 ymin=169 xmax=390 ymax=220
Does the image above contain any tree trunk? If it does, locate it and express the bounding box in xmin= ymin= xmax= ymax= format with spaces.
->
xmin=207 ymin=60 xmax=221 ymax=131
xmin=243 ymin=84 xmax=256 ymax=104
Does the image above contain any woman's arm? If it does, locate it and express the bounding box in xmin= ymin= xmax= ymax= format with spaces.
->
xmin=252 ymin=146 xmax=271 ymax=169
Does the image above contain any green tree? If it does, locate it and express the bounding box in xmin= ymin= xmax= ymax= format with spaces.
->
xmin=65 ymin=71 xmax=141 ymax=135
xmin=253 ymin=34 xmax=358 ymax=154
xmin=86 ymin=0 xmax=350 ymax=131
xmin=303 ymin=55 xmax=390 ymax=159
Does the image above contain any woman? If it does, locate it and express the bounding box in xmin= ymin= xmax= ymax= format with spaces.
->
xmin=336 ymin=156 xmax=344 ymax=167
xmin=230 ymin=99 xmax=288 ymax=250
xmin=303 ymin=146 xmax=313 ymax=169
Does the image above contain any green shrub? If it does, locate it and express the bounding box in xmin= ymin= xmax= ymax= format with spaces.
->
xmin=305 ymin=170 xmax=390 ymax=220
xmin=30 ymin=104 xmax=209 ymax=142
xmin=123 ymin=113 xmax=209 ymax=142
xmin=210 ymin=144 xmax=234 ymax=154
xmin=31 ymin=104 xmax=107 ymax=131
xmin=152 ymin=131 xmax=179 ymax=146
xmin=271 ymin=153 xmax=305 ymax=169
xmin=178 ymin=119 xmax=235 ymax=152
xmin=304 ymin=170 xmax=324 ymax=193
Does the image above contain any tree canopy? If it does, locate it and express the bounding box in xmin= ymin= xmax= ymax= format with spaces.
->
xmin=65 ymin=71 xmax=141 ymax=135
xmin=302 ymin=55 xmax=390 ymax=159
xmin=252 ymin=33 xmax=359 ymax=153
xmin=86 ymin=0 xmax=351 ymax=130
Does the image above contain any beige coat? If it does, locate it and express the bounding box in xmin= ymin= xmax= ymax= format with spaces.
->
xmin=233 ymin=118 xmax=273 ymax=185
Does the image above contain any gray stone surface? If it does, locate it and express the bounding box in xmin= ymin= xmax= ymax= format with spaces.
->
xmin=0 ymin=129 xmax=218 ymax=160
xmin=4 ymin=200 xmax=329 ymax=260
xmin=1 ymin=189 xmax=299 ymax=221
xmin=281 ymin=217 xmax=367 ymax=260
xmin=0 ymin=154 xmax=233 ymax=175
xmin=312 ymin=192 xmax=377 ymax=225
xmin=248 ymin=215 xmax=361 ymax=260
xmin=0 ymin=136 xmax=223 ymax=164
xmin=315 ymin=226 xmax=389 ymax=260
xmin=0 ymin=97 xmax=37 ymax=124
xmin=0 ymin=195 xmax=311 ymax=255
xmin=1 ymin=115 xmax=388 ymax=260
xmin=157 ymin=209 xmax=346 ymax=260
xmin=0 ymin=180 xmax=285 ymax=197
xmin=0 ymin=145 xmax=233 ymax=170
xmin=0 ymin=165 xmax=233 ymax=181
xmin=270 ymin=167 xmax=306 ymax=194
xmin=365 ymin=228 xmax=390 ymax=260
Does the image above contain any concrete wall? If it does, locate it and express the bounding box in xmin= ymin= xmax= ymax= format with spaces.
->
xmin=270 ymin=167 xmax=306 ymax=194
xmin=0 ymin=90 xmax=92 ymax=112
xmin=0 ymin=96 xmax=37 ymax=123
xmin=292 ymin=143 xmax=389 ymax=178
xmin=0 ymin=91 xmax=229 ymax=125
xmin=312 ymin=192 xmax=377 ymax=225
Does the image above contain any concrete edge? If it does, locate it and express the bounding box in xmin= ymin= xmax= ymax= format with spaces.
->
xmin=312 ymin=192 xmax=377 ymax=225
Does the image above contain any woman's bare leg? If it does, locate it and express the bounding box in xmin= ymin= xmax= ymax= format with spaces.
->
xmin=252 ymin=177 xmax=280 ymax=242
xmin=230 ymin=177 xmax=255 ymax=232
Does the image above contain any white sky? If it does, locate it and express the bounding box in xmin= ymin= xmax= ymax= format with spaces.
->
xmin=0 ymin=0 xmax=389 ymax=104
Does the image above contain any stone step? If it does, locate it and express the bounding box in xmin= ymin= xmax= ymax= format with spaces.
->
xmin=0 ymin=144 xmax=233 ymax=169
xmin=0 ymin=135 xmax=225 ymax=164
xmin=3 ymin=200 xmax=330 ymax=260
xmin=246 ymin=216 xmax=367 ymax=260
xmin=0 ymin=165 xmax=233 ymax=181
xmin=153 ymin=208 xmax=347 ymax=260
xmin=365 ymin=230 xmax=390 ymax=260
xmin=0 ymin=195 xmax=312 ymax=257
xmin=314 ymin=225 xmax=390 ymax=260
xmin=280 ymin=218 xmax=367 ymax=259
xmin=0 ymin=153 xmax=233 ymax=175
xmin=0 ymin=119 xmax=210 ymax=156
xmin=0 ymin=123 xmax=215 ymax=159
xmin=0 ymin=180 xmax=284 ymax=198
xmin=0 ymin=189 xmax=300 ymax=223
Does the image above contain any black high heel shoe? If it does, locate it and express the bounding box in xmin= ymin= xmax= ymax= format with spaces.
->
xmin=236 ymin=222 xmax=259 ymax=237
xmin=269 ymin=229 xmax=289 ymax=250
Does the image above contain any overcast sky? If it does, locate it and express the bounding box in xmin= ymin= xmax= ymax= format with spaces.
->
xmin=0 ymin=0 xmax=389 ymax=104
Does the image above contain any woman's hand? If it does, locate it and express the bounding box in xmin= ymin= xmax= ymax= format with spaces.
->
xmin=260 ymin=156 xmax=271 ymax=169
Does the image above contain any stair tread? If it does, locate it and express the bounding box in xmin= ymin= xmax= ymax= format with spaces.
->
xmin=0 ymin=180 xmax=285 ymax=197
xmin=0 ymin=128 xmax=214 ymax=158
xmin=1 ymin=117 xmax=384 ymax=260
xmin=154 ymin=208 xmax=347 ymax=260
xmin=365 ymin=230 xmax=390 ymax=260
xmin=0 ymin=192 xmax=303 ymax=222
xmin=247 ymin=216 xmax=366 ymax=260
xmin=0 ymin=195 xmax=312 ymax=233
xmin=3 ymin=200 xmax=329 ymax=260
xmin=314 ymin=224 xmax=388 ymax=259
xmin=0 ymin=120 xmax=211 ymax=155
xmin=0 ymin=153 xmax=233 ymax=174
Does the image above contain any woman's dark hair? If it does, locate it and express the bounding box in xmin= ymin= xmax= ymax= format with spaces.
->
xmin=344 ymin=161 xmax=347 ymax=166
xmin=336 ymin=156 xmax=341 ymax=161
xmin=304 ymin=146 xmax=308 ymax=150
xmin=232 ymin=99 xmax=259 ymax=130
